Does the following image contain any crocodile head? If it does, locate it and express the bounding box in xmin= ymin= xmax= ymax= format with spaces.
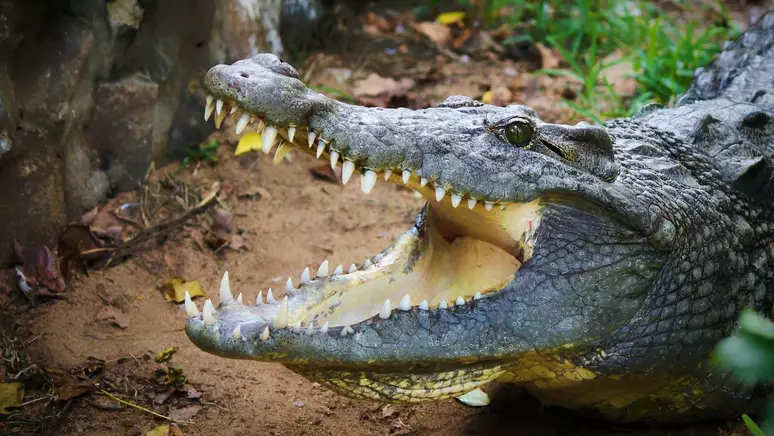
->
xmin=186 ymin=54 xmax=673 ymax=411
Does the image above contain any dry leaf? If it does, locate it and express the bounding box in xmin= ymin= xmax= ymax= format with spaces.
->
xmin=534 ymin=42 xmax=560 ymax=70
xmin=153 ymin=386 xmax=176 ymax=404
xmin=415 ymin=21 xmax=452 ymax=46
xmin=436 ymin=11 xmax=466 ymax=25
xmin=155 ymin=347 xmax=178 ymax=363
xmin=600 ymin=50 xmax=638 ymax=96
xmin=481 ymin=90 xmax=493 ymax=104
xmin=456 ymin=388 xmax=490 ymax=407
xmin=146 ymin=424 xmax=185 ymax=436
xmin=0 ymin=383 xmax=23 ymax=414
xmin=183 ymin=384 xmax=202 ymax=399
xmin=14 ymin=241 xmax=67 ymax=299
xmin=234 ymin=132 xmax=262 ymax=156
xmin=160 ymin=278 xmax=205 ymax=303
xmin=167 ymin=405 xmax=202 ymax=421
xmin=353 ymin=73 xmax=415 ymax=98
xmin=97 ymin=306 xmax=130 ymax=329
xmin=46 ymin=368 xmax=95 ymax=401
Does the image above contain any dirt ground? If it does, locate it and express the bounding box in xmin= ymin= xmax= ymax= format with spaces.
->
xmin=2 ymin=3 xmax=764 ymax=436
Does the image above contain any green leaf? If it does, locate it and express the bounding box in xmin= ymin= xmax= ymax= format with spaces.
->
xmin=742 ymin=414 xmax=765 ymax=436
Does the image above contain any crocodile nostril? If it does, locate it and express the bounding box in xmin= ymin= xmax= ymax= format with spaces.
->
xmin=240 ymin=73 xmax=249 ymax=78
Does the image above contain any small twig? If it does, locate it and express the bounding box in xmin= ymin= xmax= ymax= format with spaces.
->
xmin=20 ymin=395 xmax=52 ymax=407
xmin=98 ymin=389 xmax=193 ymax=424
xmin=12 ymin=364 xmax=38 ymax=380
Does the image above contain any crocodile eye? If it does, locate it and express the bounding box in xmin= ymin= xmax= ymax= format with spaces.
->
xmin=505 ymin=120 xmax=532 ymax=146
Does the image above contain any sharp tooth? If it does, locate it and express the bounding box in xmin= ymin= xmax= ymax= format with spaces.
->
xmin=319 ymin=321 xmax=329 ymax=334
xmin=361 ymin=170 xmax=377 ymax=194
xmin=259 ymin=326 xmax=270 ymax=341
xmin=308 ymin=131 xmax=316 ymax=147
xmin=236 ymin=293 xmax=243 ymax=304
xmin=301 ymin=267 xmax=310 ymax=284
xmin=266 ymin=288 xmax=275 ymax=303
xmin=232 ymin=324 xmax=242 ymax=339
xmin=333 ymin=264 xmax=343 ymax=275
xmin=451 ymin=193 xmax=462 ymax=208
xmin=235 ymin=112 xmax=250 ymax=135
xmin=455 ymin=296 xmax=465 ymax=306
xmin=203 ymin=299 xmax=216 ymax=325
xmin=420 ymin=177 xmax=428 ymax=187
xmin=345 ymin=325 xmax=354 ymax=334
xmin=288 ymin=125 xmax=296 ymax=142
xmin=256 ymin=118 xmax=265 ymax=133
xmin=330 ymin=150 xmax=339 ymax=169
xmin=316 ymin=138 xmax=327 ymax=158
xmin=435 ymin=187 xmax=446 ymax=202
xmin=273 ymin=142 xmax=291 ymax=164
xmin=317 ymin=260 xmax=329 ymax=277
xmin=402 ymin=170 xmax=410 ymax=184
xmin=293 ymin=321 xmax=302 ymax=332
xmin=286 ymin=277 xmax=295 ymax=292
xmin=306 ymin=320 xmax=315 ymax=335
xmin=383 ymin=169 xmax=392 ymax=180
xmin=256 ymin=291 xmax=263 ymax=305
xmin=342 ymin=161 xmax=356 ymax=185
xmin=219 ymin=271 xmax=233 ymax=304
xmin=204 ymin=96 xmax=214 ymax=121
xmin=184 ymin=291 xmax=199 ymax=317
xmin=214 ymin=109 xmax=227 ymax=128
xmin=363 ymin=259 xmax=373 ymax=269
xmin=418 ymin=300 xmax=429 ymax=311
xmin=215 ymin=99 xmax=224 ymax=115
xmin=379 ymin=299 xmax=391 ymax=319
xmin=230 ymin=106 xmax=238 ymax=115
xmin=468 ymin=198 xmax=477 ymax=209
xmin=439 ymin=300 xmax=448 ymax=309
xmin=262 ymin=125 xmax=278 ymax=153
xmin=484 ymin=202 xmax=493 ymax=211
xmin=340 ymin=326 xmax=350 ymax=337
xmin=348 ymin=264 xmax=357 ymax=273
xmin=273 ymin=296 xmax=289 ymax=328
xmin=474 ymin=292 xmax=482 ymax=300
xmin=399 ymin=294 xmax=411 ymax=311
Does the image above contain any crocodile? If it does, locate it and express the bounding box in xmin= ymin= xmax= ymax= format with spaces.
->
xmin=184 ymin=11 xmax=774 ymax=423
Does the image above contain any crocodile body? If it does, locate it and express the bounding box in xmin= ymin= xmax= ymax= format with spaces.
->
xmin=184 ymin=12 xmax=774 ymax=423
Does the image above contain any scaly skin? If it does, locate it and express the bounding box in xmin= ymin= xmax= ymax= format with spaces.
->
xmin=185 ymin=12 xmax=774 ymax=422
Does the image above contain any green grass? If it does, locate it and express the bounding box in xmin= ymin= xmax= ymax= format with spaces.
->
xmin=424 ymin=0 xmax=740 ymax=122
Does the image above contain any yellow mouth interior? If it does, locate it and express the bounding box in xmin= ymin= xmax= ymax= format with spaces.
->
xmin=288 ymin=199 xmax=543 ymax=328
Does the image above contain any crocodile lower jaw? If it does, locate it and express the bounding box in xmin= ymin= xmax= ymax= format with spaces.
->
xmin=184 ymin=96 xmax=543 ymax=342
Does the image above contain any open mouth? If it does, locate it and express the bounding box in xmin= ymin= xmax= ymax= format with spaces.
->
xmin=186 ymin=94 xmax=543 ymax=347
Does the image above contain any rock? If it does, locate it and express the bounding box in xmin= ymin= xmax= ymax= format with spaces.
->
xmin=0 ymin=0 xmax=320 ymax=267
xmin=0 ymin=150 xmax=67 ymax=260
xmin=86 ymin=76 xmax=158 ymax=192
xmin=107 ymin=0 xmax=144 ymax=33
xmin=212 ymin=0 xmax=284 ymax=62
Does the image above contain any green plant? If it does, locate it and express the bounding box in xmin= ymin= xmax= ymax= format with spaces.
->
xmin=470 ymin=0 xmax=739 ymax=121
xmin=714 ymin=309 xmax=774 ymax=434
xmin=178 ymin=139 xmax=220 ymax=172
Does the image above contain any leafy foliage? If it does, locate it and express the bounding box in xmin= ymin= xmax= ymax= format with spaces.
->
xmin=714 ymin=310 xmax=774 ymax=434
xmin=432 ymin=0 xmax=739 ymax=121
